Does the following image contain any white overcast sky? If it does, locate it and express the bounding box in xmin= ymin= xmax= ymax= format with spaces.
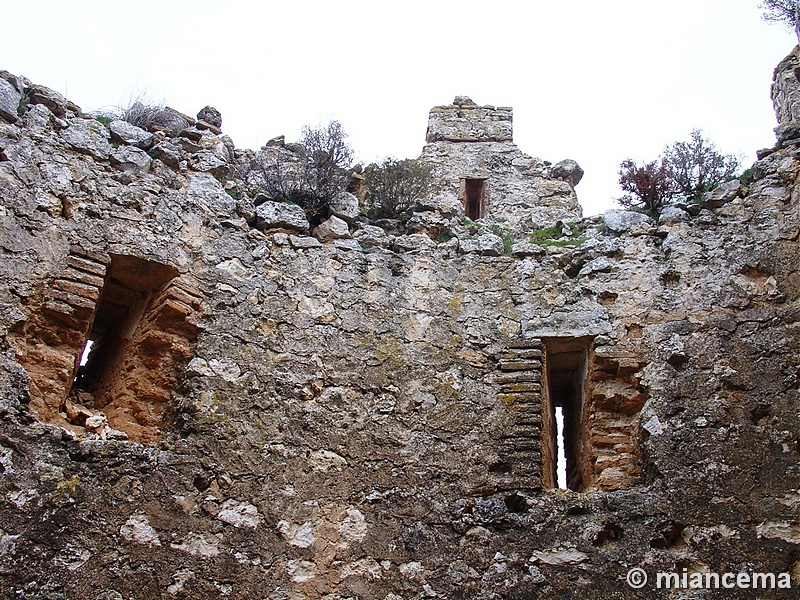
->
xmin=1 ymin=0 xmax=796 ymax=215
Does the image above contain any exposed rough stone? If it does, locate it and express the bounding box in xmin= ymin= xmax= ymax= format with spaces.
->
xmin=170 ymin=533 xmax=220 ymax=558
xmin=353 ymin=224 xmax=389 ymax=248
xmin=510 ymin=241 xmax=545 ymax=257
xmin=702 ymin=179 xmax=741 ymax=208
xmin=531 ymin=549 xmax=589 ymax=565
xmin=60 ymin=118 xmax=112 ymax=160
xmin=550 ymin=159 xmax=584 ymax=187
xmin=254 ymin=200 xmax=310 ymax=232
xmin=108 ymin=119 xmax=153 ymax=148
xmin=277 ymin=520 xmax=316 ymax=547
xmin=772 ymin=45 xmax=800 ymax=124
xmin=151 ymin=139 xmax=183 ymax=168
xmin=405 ymin=210 xmax=453 ymax=239
xmin=185 ymin=172 xmax=237 ymax=218
xmin=392 ymin=232 xmax=436 ymax=252
xmin=328 ymin=191 xmax=360 ymax=222
xmin=603 ymin=209 xmax=655 ymax=235
xmin=0 ymin=77 xmax=20 ymax=123
xmin=110 ymin=146 xmax=151 ymax=173
xmin=658 ymin=205 xmax=689 ymax=225
xmin=313 ymin=215 xmax=350 ymax=241
xmin=197 ymin=105 xmax=222 ymax=128
xmin=120 ymin=514 xmax=161 ymax=546
xmin=188 ymin=149 xmax=227 ymax=175
xmin=459 ymin=232 xmax=504 ymax=256
xmin=289 ymin=234 xmax=323 ymax=249
xmin=216 ymin=500 xmax=262 ymax=529
xmin=413 ymin=193 xmax=464 ymax=217
xmin=26 ymin=84 xmax=68 ymax=116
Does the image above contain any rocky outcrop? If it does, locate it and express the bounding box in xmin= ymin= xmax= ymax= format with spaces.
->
xmin=772 ymin=45 xmax=800 ymax=125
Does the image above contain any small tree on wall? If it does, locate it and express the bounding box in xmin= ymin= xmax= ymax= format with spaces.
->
xmin=244 ymin=120 xmax=355 ymax=225
xmin=617 ymin=159 xmax=675 ymax=217
xmin=662 ymin=129 xmax=740 ymax=203
xmin=616 ymin=130 xmax=739 ymax=216
xmin=760 ymin=0 xmax=800 ymax=41
xmin=363 ymin=157 xmax=432 ymax=219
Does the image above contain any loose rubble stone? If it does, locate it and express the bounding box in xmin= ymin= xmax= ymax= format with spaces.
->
xmin=405 ymin=210 xmax=453 ymax=239
xmin=328 ymin=191 xmax=360 ymax=223
xmin=26 ymin=84 xmax=68 ymax=116
xmin=111 ymin=146 xmax=152 ymax=173
xmin=550 ymin=159 xmax=584 ymax=187
xmin=254 ymin=200 xmax=310 ymax=232
xmin=658 ymin=205 xmax=689 ymax=225
xmin=702 ymin=179 xmax=741 ymax=208
xmin=151 ymin=139 xmax=183 ymax=168
xmin=109 ymin=119 xmax=153 ymax=148
xmin=353 ymin=224 xmax=390 ymax=248
xmin=603 ymin=209 xmax=655 ymax=235
xmin=60 ymin=118 xmax=112 ymax=160
xmin=197 ymin=105 xmax=222 ymax=128
xmin=0 ymin=77 xmax=20 ymax=123
xmin=459 ymin=232 xmax=504 ymax=255
xmin=313 ymin=215 xmax=350 ymax=241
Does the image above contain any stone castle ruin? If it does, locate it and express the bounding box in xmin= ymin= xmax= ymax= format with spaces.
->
xmin=0 ymin=46 xmax=799 ymax=598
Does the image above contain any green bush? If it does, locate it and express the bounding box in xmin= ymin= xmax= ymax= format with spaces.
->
xmin=245 ymin=121 xmax=355 ymax=225
xmin=363 ymin=157 xmax=432 ymax=219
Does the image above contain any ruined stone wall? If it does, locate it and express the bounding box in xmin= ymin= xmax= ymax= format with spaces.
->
xmin=0 ymin=58 xmax=799 ymax=599
xmin=420 ymin=96 xmax=583 ymax=230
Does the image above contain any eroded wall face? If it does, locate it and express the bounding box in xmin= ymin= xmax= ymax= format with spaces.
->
xmin=0 ymin=71 xmax=800 ymax=599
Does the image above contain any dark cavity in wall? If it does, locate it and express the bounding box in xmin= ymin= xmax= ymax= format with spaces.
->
xmin=10 ymin=249 xmax=201 ymax=444
xmin=462 ymin=178 xmax=486 ymax=220
xmin=72 ymin=254 xmax=179 ymax=397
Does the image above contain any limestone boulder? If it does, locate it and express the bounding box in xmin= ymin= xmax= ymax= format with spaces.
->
xmin=254 ymin=201 xmax=310 ymax=233
xmin=702 ymin=179 xmax=741 ymax=208
xmin=109 ymin=119 xmax=153 ymax=148
xmin=60 ymin=118 xmax=112 ymax=161
xmin=405 ymin=211 xmax=453 ymax=239
xmin=313 ymin=215 xmax=350 ymax=241
xmin=550 ymin=159 xmax=584 ymax=187
xmin=26 ymin=84 xmax=68 ymax=117
xmin=413 ymin=194 xmax=464 ymax=217
xmin=151 ymin=140 xmax=183 ymax=168
xmin=197 ymin=105 xmax=222 ymax=128
xmin=0 ymin=78 xmax=21 ymax=123
xmin=111 ymin=146 xmax=152 ymax=174
xmin=328 ymin=191 xmax=360 ymax=223
xmin=353 ymin=224 xmax=390 ymax=248
xmin=459 ymin=232 xmax=504 ymax=256
xmin=392 ymin=233 xmax=436 ymax=253
xmin=603 ymin=209 xmax=655 ymax=236
xmin=185 ymin=173 xmax=237 ymax=219
xmin=189 ymin=150 xmax=228 ymax=176
xmin=658 ymin=205 xmax=689 ymax=225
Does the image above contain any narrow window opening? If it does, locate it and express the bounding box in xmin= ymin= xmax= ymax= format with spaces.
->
xmin=462 ymin=178 xmax=486 ymax=220
xmin=555 ymin=406 xmax=567 ymax=489
xmin=69 ymin=255 xmax=178 ymax=409
xmin=78 ymin=339 xmax=94 ymax=368
xmin=543 ymin=340 xmax=590 ymax=491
